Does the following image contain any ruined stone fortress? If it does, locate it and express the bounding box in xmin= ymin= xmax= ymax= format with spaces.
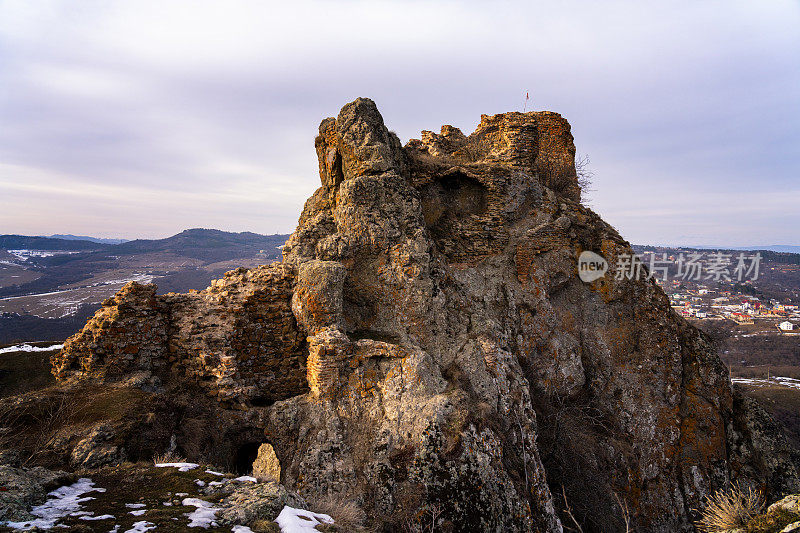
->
xmin=52 ymin=98 xmax=800 ymax=532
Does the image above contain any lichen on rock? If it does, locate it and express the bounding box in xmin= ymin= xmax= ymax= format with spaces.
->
xmin=51 ymin=97 xmax=800 ymax=532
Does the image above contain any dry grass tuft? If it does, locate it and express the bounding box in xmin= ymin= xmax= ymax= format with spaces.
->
xmin=695 ymin=483 xmax=764 ymax=532
xmin=152 ymin=450 xmax=186 ymax=465
xmin=311 ymin=494 xmax=367 ymax=531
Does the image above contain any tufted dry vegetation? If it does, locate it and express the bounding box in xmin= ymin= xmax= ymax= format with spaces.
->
xmin=310 ymin=494 xmax=371 ymax=532
xmin=152 ymin=450 xmax=187 ymax=465
xmin=695 ymin=483 xmax=764 ymax=532
xmin=0 ymin=390 xmax=84 ymax=466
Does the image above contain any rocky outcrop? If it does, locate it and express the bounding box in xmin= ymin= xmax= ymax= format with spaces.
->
xmin=0 ymin=465 xmax=74 ymax=522
xmin=53 ymin=98 xmax=800 ymax=532
xmin=53 ymin=264 xmax=307 ymax=408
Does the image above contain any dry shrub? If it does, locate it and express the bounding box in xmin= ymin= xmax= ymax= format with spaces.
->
xmin=575 ymin=154 xmax=594 ymax=204
xmin=0 ymin=391 xmax=86 ymax=466
xmin=152 ymin=450 xmax=186 ymax=465
xmin=401 ymin=502 xmax=444 ymax=533
xmin=695 ymin=483 xmax=764 ymax=532
xmin=311 ymin=494 xmax=367 ymax=531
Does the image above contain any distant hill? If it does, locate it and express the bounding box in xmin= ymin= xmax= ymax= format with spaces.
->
xmin=50 ymin=234 xmax=129 ymax=245
xmin=0 ymin=229 xmax=291 ymax=342
xmin=0 ymin=235 xmax=110 ymax=251
xmin=692 ymin=245 xmax=800 ymax=254
xmin=748 ymin=245 xmax=800 ymax=254
xmin=647 ymin=244 xmax=800 ymax=254
xmin=110 ymin=228 xmax=288 ymax=261
xmin=634 ymin=244 xmax=800 ymax=265
xmin=1 ymin=229 xmax=287 ymax=260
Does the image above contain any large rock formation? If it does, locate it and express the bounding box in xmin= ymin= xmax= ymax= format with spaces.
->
xmin=53 ymin=98 xmax=799 ymax=532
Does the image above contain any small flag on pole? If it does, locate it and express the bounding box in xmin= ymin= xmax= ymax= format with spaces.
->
xmin=523 ymin=91 xmax=530 ymax=112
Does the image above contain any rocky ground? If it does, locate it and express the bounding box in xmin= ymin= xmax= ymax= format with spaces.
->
xmin=0 ymin=461 xmax=341 ymax=532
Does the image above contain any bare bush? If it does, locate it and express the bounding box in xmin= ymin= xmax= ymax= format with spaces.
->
xmin=311 ymin=494 xmax=367 ymax=531
xmin=152 ymin=450 xmax=186 ymax=465
xmin=0 ymin=393 xmax=85 ymax=466
xmin=695 ymin=483 xmax=764 ymax=532
xmin=402 ymin=502 xmax=443 ymax=533
xmin=537 ymin=159 xmax=576 ymax=198
xmin=575 ymin=154 xmax=594 ymax=205
xmin=562 ymin=486 xmax=584 ymax=533
xmin=614 ymin=492 xmax=631 ymax=533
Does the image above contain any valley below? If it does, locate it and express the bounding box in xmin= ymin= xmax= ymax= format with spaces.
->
xmin=0 ymin=230 xmax=289 ymax=343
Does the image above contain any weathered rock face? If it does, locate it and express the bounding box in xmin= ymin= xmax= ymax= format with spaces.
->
xmin=54 ymin=98 xmax=799 ymax=532
xmin=0 ymin=465 xmax=74 ymax=522
xmin=54 ymin=264 xmax=307 ymax=407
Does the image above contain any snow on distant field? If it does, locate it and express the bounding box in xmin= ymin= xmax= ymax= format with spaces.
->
xmin=0 ymin=477 xmax=105 ymax=530
xmin=0 ymin=272 xmax=155 ymax=318
xmin=275 ymin=506 xmax=334 ymax=533
xmin=6 ymin=250 xmax=82 ymax=262
xmin=0 ymin=343 xmax=63 ymax=355
xmin=8 ymin=249 xmax=55 ymax=261
xmin=732 ymin=376 xmax=800 ymax=390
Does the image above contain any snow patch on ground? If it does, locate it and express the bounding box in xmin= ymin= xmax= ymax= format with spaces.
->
xmin=155 ymin=462 xmax=199 ymax=472
xmin=81 ymin=514 xmax=115 ymax=520
xmin=129 ymin=509 xmax=147 ymax=516
xmin=182 ymin=497 xmax=221 ymax=528
xmin=205 ymin=469 xmax=225 ymax=476
xmin=0 ymin=477 xmax=104 ymax=530
xmin=233 ymin=475 xmax=257 ymax=483
xmin=0 ymin=343 xmax=63 ymax=354
xmin=275 ymin=506 xmax=334 ymax=533
xmin=123 ymin=521 xmax=156 ymax=532
xmin=232 ymin=526 xmax=256 ymax=533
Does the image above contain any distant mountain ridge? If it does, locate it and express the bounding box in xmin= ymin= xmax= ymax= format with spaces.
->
xmin=634 ymin=244 xmax=800 ymax=265
xmin=0 ymin=228 xmax=291 ymax=301
xmin=639 ymin=244 xmax=800 ymax=254
xmin=111 ymin=228 xmax=286 ymax=259
xmin=49 ymin=234 xmax=129 ymax=245
xmin=0 ymin=235 xmax=109 ymax=251
xmin=1 ymin=228 xmax=288 ymax=257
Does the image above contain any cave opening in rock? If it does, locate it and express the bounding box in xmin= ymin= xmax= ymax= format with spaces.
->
xmin=249 ymin=396 xmax=275 ymax=408
xmin=421 ymin=171 xmax=488 ymax=229
xmin=233 ymin=441 xmax=262 ymax=475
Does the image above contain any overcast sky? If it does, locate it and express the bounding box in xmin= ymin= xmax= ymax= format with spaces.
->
xmin=1 ymin=1 xmax=798 ymax=246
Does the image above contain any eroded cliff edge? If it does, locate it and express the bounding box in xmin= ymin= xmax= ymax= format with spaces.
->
xmin=50 ymin=98 xmax=800 ymax=532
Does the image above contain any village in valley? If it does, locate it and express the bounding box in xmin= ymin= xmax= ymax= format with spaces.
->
xmin=633 ymin=246 xmax=800 ymax=335
xmin=665 ymin=281 xmax=799 ymax=332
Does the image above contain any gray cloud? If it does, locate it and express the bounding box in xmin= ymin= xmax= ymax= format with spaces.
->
xmin=0 ymin=0 xmax=798 ymax=244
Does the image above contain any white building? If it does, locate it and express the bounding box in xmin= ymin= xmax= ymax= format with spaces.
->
xmin=778 ymin=321 xmax=795 ymax=331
